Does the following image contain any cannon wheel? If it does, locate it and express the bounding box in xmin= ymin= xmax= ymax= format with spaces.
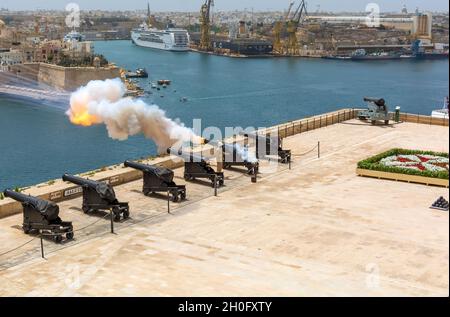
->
xmin=53 ymin=235 xmax=63 ymax=243
xmin=122 ymin=208 xmax=130 ymax=220
xmin=171 ymin=194 xmax=179 ymax=203
xmin=82 ymin=206 xmax=91 ymax=214
xmin=66 ymin=232 xmax=74 ymax=240
xmin=385 ymin=120 xmax=389 ymax=125
xmin=184 ymin=174 xmax=193 ymax=181
xmin=181 ymin=192 xmax=187 ymax=200
xmin=371 ymin=120 xmax=376 ymax=125
xmin=23 ymin=225 xmax=31 ymax=234
xmin=112 ymin=207 xmax=122 ymax=222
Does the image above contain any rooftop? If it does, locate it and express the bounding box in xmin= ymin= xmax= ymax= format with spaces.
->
xmin=0 ymin=119 xmax=448 ymax=296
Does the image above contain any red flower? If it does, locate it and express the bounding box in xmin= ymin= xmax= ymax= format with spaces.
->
xmin=397 ymin=157 xmax=412 ymax=163
xmin=412 ymin=164 xmax=426 ymax=171
xmin=416 ymin=155 xmax=430 ymax=163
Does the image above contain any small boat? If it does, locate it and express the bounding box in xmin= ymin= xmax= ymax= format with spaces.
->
xmin=126 ymin=68 xmax=149 ymax=79
xmin=180 ymin=97 xmax=188 ymax=102
xmin=431 ymin=97 xmax=449 ymax=119
xmin=322 ymin=55 xmax=351 ymax=60
xmin=157 ymin=80 xmax=171 ymax=86
xmin=151 ymin=83 xmax=157 ymax=89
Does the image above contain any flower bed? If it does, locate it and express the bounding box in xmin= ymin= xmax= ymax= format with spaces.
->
xmin=358 ymin=149 xmax=449 ymax=180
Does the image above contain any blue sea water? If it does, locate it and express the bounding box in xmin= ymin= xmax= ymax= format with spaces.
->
xmin=0 ymin=40 xmax=448 ymax=188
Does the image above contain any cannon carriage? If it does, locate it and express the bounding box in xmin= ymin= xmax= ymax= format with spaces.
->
xmin=207 ymin=140 xmax=259 ymax=177
xmin=244 ymin=132 xmax=292 ymax=164
xmin=124 ymin=161 xmax=186 ymax=202
xmin=3 ymin=189 xmax=73 ymax=243
xmin=358 ymin=97 xmax=391 ymax=125
xmin=62 ymin=174 xmax=130 ymax=222
xmin=167 ymin=149 xmax=224 ymax=188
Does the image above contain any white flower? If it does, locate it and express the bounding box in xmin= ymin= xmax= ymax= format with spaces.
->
xmin=379 ymin=153 xmax=449 ymax=173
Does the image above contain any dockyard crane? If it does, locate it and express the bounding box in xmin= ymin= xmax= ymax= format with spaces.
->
xmin=286 ymin=0 xmax=307 ymax=55
xmin=146 ymin=2 xmax=158 ymax=28
xmin=273 ymin=1 xmax=294 ymax=55
xmin=199 ymin=0 xmax=214 ymax=51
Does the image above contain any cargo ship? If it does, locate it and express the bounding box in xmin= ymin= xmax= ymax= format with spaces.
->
xmin=350 ymin=49 xmax=409 ymax=61
xmin=212 ymin=38 xmax=273 ymax=56
xmin=412 ymin=40 xmax=449 ymax=60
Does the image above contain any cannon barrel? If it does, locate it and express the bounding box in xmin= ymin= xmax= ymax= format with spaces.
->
xmin=4 ymin=189 xmax=60 ymax=219
xmin=364 ymin=97 xmax=385 ymax=107
xmin=167 ymin=148 xmax=206 ymax=163
xmin=124 ymin=161 xmax=174 ymax=178
xmin=124 ymin=160 xmax=155 ymax=173
xmin=3 ymin=189 xmax=41 ymax=206
xmin=62 ymin=174 xmax=100 ymax=188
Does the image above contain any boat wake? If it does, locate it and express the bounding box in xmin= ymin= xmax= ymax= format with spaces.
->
xmin=0 ymin=71 xmax=70 ymax=109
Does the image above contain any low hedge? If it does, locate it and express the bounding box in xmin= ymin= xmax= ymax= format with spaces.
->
xmin=358 ymin=148 xmax=449 ymax=180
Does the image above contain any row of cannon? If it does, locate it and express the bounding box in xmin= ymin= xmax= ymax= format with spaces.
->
xmin=3 ymin=135 xmax=291 ymax=243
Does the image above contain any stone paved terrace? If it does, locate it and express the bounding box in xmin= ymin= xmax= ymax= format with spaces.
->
xmin=0 ymin=120 xmax=448 ymax=296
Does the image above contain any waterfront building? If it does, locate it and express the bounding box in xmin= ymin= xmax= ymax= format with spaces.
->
xmin=0 ymin=49 xmax=23 ymax=70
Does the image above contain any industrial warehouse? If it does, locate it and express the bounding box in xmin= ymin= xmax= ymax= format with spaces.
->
xmin=0 ymin=106 xmax=448 ymax=297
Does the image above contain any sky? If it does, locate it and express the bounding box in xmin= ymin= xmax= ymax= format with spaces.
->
xmin=0 ymin=0 xmax=448 ymax=12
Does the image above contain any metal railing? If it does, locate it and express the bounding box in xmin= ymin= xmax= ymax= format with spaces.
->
xmin=266 ymin=108 xmax=357 ymax=139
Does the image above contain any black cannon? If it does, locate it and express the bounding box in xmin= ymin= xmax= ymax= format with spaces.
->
xmin=358 ymin=97 xmax=391 ymax=125
xmin=124 ymin=161 xmax=186 ymax=202
xmin=62 ymin=174 xmax=130 ymax=221
xmin=3 ymin=189 xmax=73 ymax=243
xmin=244 ymin=132 xmax=291 ymax=164
xmin=167 ymin=148 xmax=224 ymax=188
xmin=208 ymin=140 xmax=259 ymax=177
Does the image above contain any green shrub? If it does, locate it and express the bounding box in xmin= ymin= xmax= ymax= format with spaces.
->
xmin=357 ymin=149 xmax=449 ymax=180
xmin=0 ymin=192 xmax=4 ymax=200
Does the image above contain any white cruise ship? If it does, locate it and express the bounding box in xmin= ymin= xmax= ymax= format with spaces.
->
xmin=131 ymin=23 xmax=190 ymax=52
xmin=64 ymin=30 xmax=85 ymax=42
xmin=431 ymin=97 xmax=449 ymax=119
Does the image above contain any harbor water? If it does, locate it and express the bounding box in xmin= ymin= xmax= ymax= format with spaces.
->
xmin=0 ymin=40 xmax=448 ymax=188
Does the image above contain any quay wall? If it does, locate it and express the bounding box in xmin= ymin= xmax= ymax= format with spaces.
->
xmin=0 ymin=109 xmax=448 ymax=219
xmin=9 ymin=63 xmax=40 ymax=82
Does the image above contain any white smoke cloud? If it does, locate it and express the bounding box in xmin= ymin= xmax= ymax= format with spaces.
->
xmin=235 ymin=144 xmax=258 ymax=163
xmin=66 ymin=78 xmax=199 ymax=152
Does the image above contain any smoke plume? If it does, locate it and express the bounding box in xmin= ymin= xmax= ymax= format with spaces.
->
xmin=66 ymin=78 xmax=200 ymax=152
xmin=235 ymin=144 xmax=258 ymax=163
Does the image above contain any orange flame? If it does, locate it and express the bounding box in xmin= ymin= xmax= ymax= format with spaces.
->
xmin=68 ymin=103 xmax=101 ymax=127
